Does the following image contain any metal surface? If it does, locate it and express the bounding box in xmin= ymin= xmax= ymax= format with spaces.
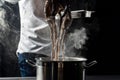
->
xmin=36 ymin=57 xmax=87 ymax=62
xmin=0 ymin=75 xmax=120 ymax=80
xmin=35 ymin=57 xmax=96 ymax=80
xmin=0 ymin=77 xmax=36 ymax=80
xmin=26 ymin=57 xmax=96 ymax=80
xmin=34 ymin=57 xmax=87 ymax=80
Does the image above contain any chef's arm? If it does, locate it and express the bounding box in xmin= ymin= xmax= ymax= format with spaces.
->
xmin=4 ymin=0 xmax=20 ymax=4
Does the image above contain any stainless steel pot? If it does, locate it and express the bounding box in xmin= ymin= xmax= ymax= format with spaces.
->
xmin=26 ymin=57 xmax=97 ymax=80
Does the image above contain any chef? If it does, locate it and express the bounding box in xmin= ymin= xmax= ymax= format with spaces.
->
xmin=4 ymin=0 xmax=52 ymax=77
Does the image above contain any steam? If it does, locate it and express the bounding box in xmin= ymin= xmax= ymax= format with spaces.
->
xmin=69 ymin=27 xmax=88 ymax=49
xmin=65 ymin=27 xmax=88 ymax=57
xmin=0 ymin=4 xmax=20 ymax=76
xmin=0 ymin=7 xmax=10 ymax=41
xmin=0 ymin=5 xmax=20 ymax=53
xmin=0 ymin=0 xmax=5 ymax=6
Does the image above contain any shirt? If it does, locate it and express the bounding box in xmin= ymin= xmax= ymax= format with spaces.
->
xmin=5 ymin=0 xmax=52 ymax=56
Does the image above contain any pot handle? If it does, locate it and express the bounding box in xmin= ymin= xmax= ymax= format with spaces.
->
xmin=26 ymin=59 xmax=36 ymax=67
xmin=83 ymin=60 xmax=97 ymax=68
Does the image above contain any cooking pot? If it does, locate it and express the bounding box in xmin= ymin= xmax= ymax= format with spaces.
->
xmin=26 ymin=57 xmax=97 ymax=80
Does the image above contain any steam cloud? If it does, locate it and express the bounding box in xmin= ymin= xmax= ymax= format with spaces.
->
xmin=65 ymin=27 xmax=88 ymax=57
xmin=0 ymin=3 xmax=20 ymax=76
xmin=69 ymin=27 xmax=88 ymax=49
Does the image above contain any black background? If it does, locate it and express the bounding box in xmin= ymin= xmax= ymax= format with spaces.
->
xmin=86 ymin=0 xmax=120 ymax=75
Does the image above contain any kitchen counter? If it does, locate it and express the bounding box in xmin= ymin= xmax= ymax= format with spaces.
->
xmin=0 ymin=77 xmax=35 ymax=80
xmin=86 ymin=75 xmax=120 ymax=80
xmin=0 ymin=75 xmax=120 ymax=80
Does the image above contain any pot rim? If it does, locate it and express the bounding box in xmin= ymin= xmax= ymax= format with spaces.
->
xmin=35 ymin=57 xmax=87 ymax=62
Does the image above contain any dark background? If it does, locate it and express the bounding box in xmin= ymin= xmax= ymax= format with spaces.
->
xmin=0 ymin=0 xmax=120 ymax=77
xmin=86 ymin=0 xmax=120 ymax=75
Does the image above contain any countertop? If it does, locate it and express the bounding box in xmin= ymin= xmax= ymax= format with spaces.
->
xmin=0 ymin=75 xmax=120 ymax=80
xmin=86 ymin=75 xmax=120 ymax=80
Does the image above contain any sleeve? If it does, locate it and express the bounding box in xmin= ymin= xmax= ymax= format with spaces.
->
xmin=4 ymin=0 xmax=20 ymax=4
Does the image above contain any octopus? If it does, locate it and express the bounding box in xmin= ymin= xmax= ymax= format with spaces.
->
xmin=44 ymin=0 xmax=72 ymax=60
